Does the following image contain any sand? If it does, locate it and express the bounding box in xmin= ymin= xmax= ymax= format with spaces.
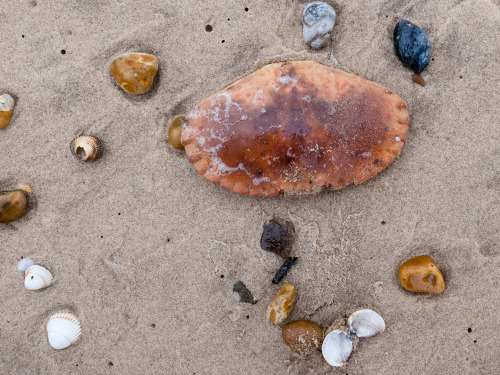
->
xmin=1 ymin=0 xmax=499 ymax=374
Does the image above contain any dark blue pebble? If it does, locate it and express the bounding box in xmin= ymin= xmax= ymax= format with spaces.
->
xmin=393 ymin=20 xmax=430 ymax=73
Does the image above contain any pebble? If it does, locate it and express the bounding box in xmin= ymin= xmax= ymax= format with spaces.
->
xmin=0 ymin=190 xmax=29 ymax=224
xmin=302 ymin=1 xmax=336 ymax=49
xmin=398 ymin=255 xmax=445 ymax=294
xmin=110 ymin=52 xmax=159 ymax=94
xmin=393 ymin=20 xmax=431 ymax=73
xmin=260 ymin=219 xmax=295 ymax=258
xmin=168 ymin=116 xmax=185 ymax=150
xmin=267 ymin=284 xmax=295 ymax=324
xmin=272 ymin=257 xmax=297 ymax=284
xmin=233 ymin=281 xmax=255 ymax=304
xmin=0 ymin=94 xmax=14 ymax=129
xmin=282 ymin=320 xmax=323 ymax=356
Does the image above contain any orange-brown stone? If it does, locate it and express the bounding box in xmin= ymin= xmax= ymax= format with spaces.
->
xmin=0 ymin=190 xmax=29 ymax=224
xmin=0 ymin=94 xmax=14 ymax=129
xmin=110 ymin=53 xmax=158 ymax=94
xmin=282 ymin=320 xmax=323 ymax=356
xmin=267 ymin=284 xmax=295 ymax=324
xmin=398 ymin=255 xmax=445 ymax=294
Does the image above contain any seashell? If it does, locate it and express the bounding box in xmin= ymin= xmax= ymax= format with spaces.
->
xmin=24 ymin=265 xmax=53 ymax=290
xmin=18 ymin=183 xmax=34 ymax=193
xmin=17 ymin=258 xmax=35 ymax=272
xmin=46 ymin=312 xmax=82 ymax=349
xmin=260 ymin=219 xmax=295 ymax=258
xmin=70 ymin=135 xmax=102 ymax=162
xmin=282 ymin=320 xmax=324 ymax=356
xmin=168 ymin=116 xmax=185 ymax=150
xmin=0 ymin=93 xmax=14 ymax=129
xmin=321 ymin=329 xmax=353 ymax=367
xmin=110 ymin=52 xmax=159 ymax=94
xmin=181 ymin=61 xmax=409 ymax=196
xmin=398 ymin=255 xmax=445 ymax=294
xmin=347 ymin=309 xmax=385 ymax=338
xmin=302 ymin=2 xmax=336 ymax=49
xmin=0 ymin=189 xmax=29 ymax=224
xmin=267 ymin=284 xmax=296 ymax=324
xmin=393 ymin=20 xmax=431 ymax=73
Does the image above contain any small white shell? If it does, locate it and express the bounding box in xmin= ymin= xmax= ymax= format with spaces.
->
xmin=17 ymin=258 xmax=35 ymax=272
xmin=0 ymin=94 xmax=14 ymax=111
xmin=348 ymin=309 xmax=386 ymax=338
xmin=321 ymin=329 xmax=353 ymax=367
xmin=24 ymin=265 xmax=53 ymax=290
xmin=302 ymin=1 xmax=336 ymax=49
xmin=47 ymin=312 xmax=82 ymax=349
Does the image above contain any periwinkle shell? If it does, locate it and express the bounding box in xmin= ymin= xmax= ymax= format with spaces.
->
xmin=302 ymin=1 xmax=336 ymax=49
xmin=393 ymin=20 xmax=431 ymax=73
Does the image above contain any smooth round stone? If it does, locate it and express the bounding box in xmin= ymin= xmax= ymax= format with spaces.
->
xmin=0 ymin=94 xmax=14 ymax=129
xmin=282 ymin=320 xmax=323 ymax=356
xmin=168 ymin=116 xmax=185 ymax=150
xmin=398 ymin=255 xmax=445 ymax=294
xmin=0 ymin=190 xmax=29 ymax=224
xmin=393 ymin=20 xmax=431 ymax=73
xmin=267 ymin=284 xmax=295 ymax=324
xmin=110 ymin=53 xmax=159 ymax=94
xmin=302 ymin=1 xmax=336 ymax=49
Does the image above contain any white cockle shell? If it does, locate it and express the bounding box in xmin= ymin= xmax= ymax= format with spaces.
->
xmin=302 ymin=1 xmax=336 ymax=49
xmin=47 ymin=312 xmax=82 ymax=349
xmin=321 ymin=329 xmax=353 ymax=367
xmin=17 ymin=258 xmax=34 ymax=272
xmin=348 ymin=309 xmax=386 ymax=338
xmin=24 ymin=265 xmax=53 ymax=290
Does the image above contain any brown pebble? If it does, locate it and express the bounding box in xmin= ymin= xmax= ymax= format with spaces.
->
xmin=267 ymin=284 xmax=295 ymax=324
xmin=282 ymin=320 xmax=323 ymax=356
xmin=398 ymin=255 xmax=445 ymax=294
xmin=412 ymin=73 xmax=426 ymax=87
xmin=110 ymin=53 xmax=159 ymax=94
xmin=0 ymin=190 xmax=29 ymax=224
xmin=260 ymin=219 xmax=295 ymax=258
xmin=168 ymin=116 xmax=185 ymax=150
xmin=0 ymin=94 xmax=14 ymax=129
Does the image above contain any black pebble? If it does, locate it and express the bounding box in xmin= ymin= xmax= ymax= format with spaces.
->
xmin=393 ymin=20 xmax=431 ymax=73
xmin=233 ymin=281 xmax=255 ymax=304
xmin=272 ymin=257 xmax=298 ymax=284
xmin=260 ymin=219 xmax=295 ymax=258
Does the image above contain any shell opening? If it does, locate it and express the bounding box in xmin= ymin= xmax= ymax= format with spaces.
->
xmin=76 ymin=146 xmax=87 ymax=160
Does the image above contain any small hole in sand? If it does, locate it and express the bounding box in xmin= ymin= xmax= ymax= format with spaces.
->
xmin=468 ymin=327 xmax=472 ymax=333
xmin=381 ymin=221 xmax=386 ymax=225
xmin=431 ymin=58 xmax=434 ymax=61
xmin=205 ymin=25 xmax=213 ymax=32
xmin=245 ymin=7 xmax=249 ymax=12
xmin=167 ymin=238 xmax=171 ymax=243
xmin=246 ymin=315 xmax=250 ymax=319
xmin=61 ymin=49 xmax=66 ymax=55
xmin=474 ymin=340 xmax=477 ymax=343
xmin=22 ymin=35 xmax=25 ymax=38
xmin=227 ymin=18 xmax=230 ymax=21
xmin=108 ymin=361 xmax=114 ymax=366
xmin=459 ymin=76 xmax=463 ymax=79
xmin=221 ymin=40 xmax=225 ymax=43
xmin=151 ymin=323 xmax=156 ymax=328
xmin=118 ymin=213 xmax=121 ymax=216
xmin=220 ymin=275 xmax=224 ymax=278
xmin=101 ymin=236 xmax=104 ymax=238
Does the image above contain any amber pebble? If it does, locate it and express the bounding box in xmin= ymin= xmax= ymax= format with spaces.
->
xmin=282 ymin=320 xmax=323 ymax=356
xmin=110 ymin=53 xmax=159 ymax=94
xmin=267 ymin=284 xmax=295 ymax=324
xmin=0 ymin=94 xmax=14 ymax=129
xmin=398 ymin=255 xmax=445 ymax=294
xmin=412 ymin=73 xmax=426 ymax=87
xmin=0 ymin=190 xmax=29 ymax=224
xmin=260 ymin=219 xmax=295 ymax=258
xmin=168 ymin=116 xmax=185 ymax=150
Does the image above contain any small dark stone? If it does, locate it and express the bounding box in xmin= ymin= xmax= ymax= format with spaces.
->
xmin=272 ymin=257 xmax=298 ymax=284
xmin=260 ymin=219 xmax=295 ymax=258
xmin=233 ymin=281 xmax=255 ymax=304
xmin=393 ymin=20 xmax=430 ymax=73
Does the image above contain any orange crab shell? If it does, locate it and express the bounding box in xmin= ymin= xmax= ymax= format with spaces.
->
xmin=182 ymin=61 xmax=409 ymax=196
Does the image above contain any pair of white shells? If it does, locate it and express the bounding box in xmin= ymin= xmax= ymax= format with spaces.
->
xmin=302 ymin=1 xmax=336 ymax=49
xmin=17 ymin=258 xmax=53 ymax=290
xmin=322 ymin=309 xmax=385 ymax=367
xmin=47 ymin=312 xmax=82 ymax=349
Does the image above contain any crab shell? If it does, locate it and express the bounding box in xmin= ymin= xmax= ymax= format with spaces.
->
xmin=182 ymin=61 xmax=409 ymax=196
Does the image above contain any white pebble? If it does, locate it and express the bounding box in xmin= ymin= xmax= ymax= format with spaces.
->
xmin=302 ymin=2 xmax=336 ymax=49
xmin=17 ymin=258 xmax=34 ymax=272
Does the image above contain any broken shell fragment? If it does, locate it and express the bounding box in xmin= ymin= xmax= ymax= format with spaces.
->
xmin=70 ymin=135 xmax=102 ymax=162
xmin=322 ymin=329 xmax=353 ymax=367
xmin=260 ymin=219 xmax=295 ymax=258
xmin=398 ymin=255 xmax=445 ymax=294
xmin=168 ymin=116 xmax=185 ymax=150
xmin=0 ymin=94 xmax=14 ymax=129
xmin=110 ymin=52 xmax=159 ymax=94
xmin=302 ymin=1 xmax=336 ymax=49
xmin=282 ymin=320 xmax=323 ymax=356
xmin=267 ymin=284 xmax=296 ymax=324
xmin=24 ymin=265 xmax=53 ymax=290
xmin=347 ymin=309 xmax=385 ymax=338
xmin=47 ymin=312 xmax=82 ymax=349
xmin=182 ymin=61 xmax=409 ymax=196
xmin=17 ymin=258 xmax=34 ymax=272
xmin=0 ymin=190 xmax=29 ymax=224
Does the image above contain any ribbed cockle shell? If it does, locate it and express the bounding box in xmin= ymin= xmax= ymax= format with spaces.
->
xmin=46 ymin=312 xmax=82 ymax=349
xmin=24 ymin=265 xmax=53 ymax=290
